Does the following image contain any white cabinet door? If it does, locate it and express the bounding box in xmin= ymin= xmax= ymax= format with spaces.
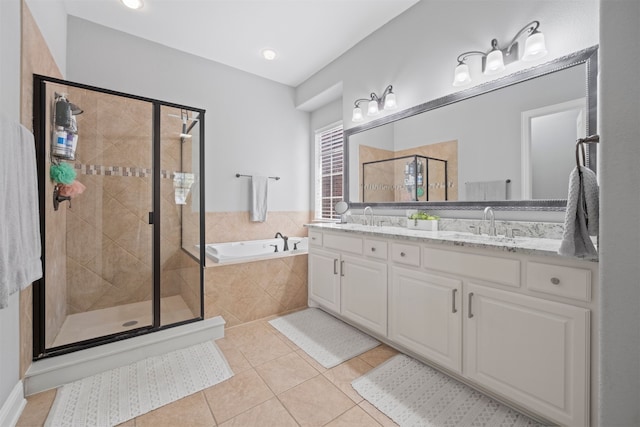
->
xmin=464 ymin=283 xmax=589 ymax=427
xmin=340 ymin=254 xmax=388 ymax=336
xmin=389 ymin=267 xmax=462 ymax=373
xmin=308 ymin=248 xmax=341 ymax=313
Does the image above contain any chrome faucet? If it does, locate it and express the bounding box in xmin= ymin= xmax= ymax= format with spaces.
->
xmin=363 ymin=206 xmax=374 ymax=226
xmin=483 ymin=206 xmax=497 ymax=236
xmin=274 ymin=232 xmax=289 ymax=251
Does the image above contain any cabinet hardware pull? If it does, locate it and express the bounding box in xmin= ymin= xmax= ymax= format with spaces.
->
xmin=371 ymin=247 xmax=376 ymax=252
xmin=340 ymin=260 xmax=345 ymax=277
xmin=333 ymin=259 xmax=338 ymax=275
xmin=452 ymin=289 xmax=458 ymax=313
xmin=400 ymin=252 xmax=406 ymax=257
xmin=550 ymin=277 xmax=560 ymax=285
xmin=312 ymin=237 xmax=317 ymax=240
xmin=468 ymin=292 xmax=474 ymax=318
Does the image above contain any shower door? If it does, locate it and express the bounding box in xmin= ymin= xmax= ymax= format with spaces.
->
xmin=32 ymin=76 xmax=205 ymax=358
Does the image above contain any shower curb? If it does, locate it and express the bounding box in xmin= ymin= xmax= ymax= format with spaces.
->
xmin=23 ymin=316 xmax=226 ymax=396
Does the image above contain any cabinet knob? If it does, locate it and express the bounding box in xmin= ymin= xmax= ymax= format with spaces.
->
xmin=550 ymin=277 xmax=560 ymax=285
xmin=371 ymin=247 xmax=376 ymax=252
xmin=400 ymin=252 xmax=406 ymax=257
xmin=311 ymin=237 xmax=317 ymax=240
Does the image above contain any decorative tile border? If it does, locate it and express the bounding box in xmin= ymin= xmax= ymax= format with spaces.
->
xmin=74 ymin=163 xmax=176 ymax=179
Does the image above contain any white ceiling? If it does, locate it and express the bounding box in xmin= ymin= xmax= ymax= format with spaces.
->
xmin=62 ymin=0 xmax=419 ymax=87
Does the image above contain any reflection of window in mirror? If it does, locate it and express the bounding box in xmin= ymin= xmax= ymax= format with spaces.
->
xmin=314 ymin=122 xmax=344 ymax=220
xmin=521 ymin=98 xmax=587 ymax=199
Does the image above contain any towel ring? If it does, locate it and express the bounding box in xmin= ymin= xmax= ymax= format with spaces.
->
xmin=575 ymin=135 xmax=600 ymax=168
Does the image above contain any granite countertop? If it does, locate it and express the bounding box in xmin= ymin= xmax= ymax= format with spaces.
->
xmin=305 ymin=223 xmax=598 ymax=262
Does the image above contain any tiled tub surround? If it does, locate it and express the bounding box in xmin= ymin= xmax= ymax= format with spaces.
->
xmin=202 ymin=211 xmax=313 ymax=328
xmin=306 ymin=223 xmax=599 ymax=426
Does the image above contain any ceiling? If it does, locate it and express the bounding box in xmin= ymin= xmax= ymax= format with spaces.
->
xmin=62 ymin=0 xmax=419 ymax=87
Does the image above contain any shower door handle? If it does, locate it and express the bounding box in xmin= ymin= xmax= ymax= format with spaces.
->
xmin=148 ymin=212 xmax=154 ymax=224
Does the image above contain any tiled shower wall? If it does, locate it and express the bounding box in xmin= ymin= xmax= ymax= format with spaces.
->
xmin=203 ymin=211 xmax=312 ymax=327
xmin=20 ymin=1 xmax=63 ymax=374
xmin=62 ymin=96 xmax=201 ymax=324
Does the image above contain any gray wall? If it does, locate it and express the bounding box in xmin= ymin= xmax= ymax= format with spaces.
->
xmin=67 ymin=17 xmax=310 ymax=213
xmin=296 ymin=0 xmax=599 ymax=130
xmin=0 ymin=0 xmax=24 ymax=421
xmin=599 ymin=0 xmax=640 ymax=425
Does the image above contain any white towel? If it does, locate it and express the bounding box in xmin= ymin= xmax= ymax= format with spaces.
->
xmin=0 ymin=116 xmax=43 ymax=309
xmin=465 ymin=180 xmax=508 ymax=201
xmin=465 ymin=182 xmax=485 ymax=200
xmin=559 ymin=166 xmax=599 ymax=259
xmin=484 ymin=180 xmax=508 ymax=201
xmin=250 ymin=176 xmax=268 ymax=222
xmin=173 ymin=172 xmax=195 ymax=205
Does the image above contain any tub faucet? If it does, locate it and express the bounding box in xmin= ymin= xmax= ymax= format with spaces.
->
xmin=274 ymin=232 xmax=289 ymax=251
xmin=483 ymin=206 xmax=497 ymax=236
xmin=363 ymin=206 xmax=374 ymax=226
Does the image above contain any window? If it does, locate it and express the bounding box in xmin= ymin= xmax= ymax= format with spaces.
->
xmin=315 ymin=123 xmax=344 ymax=220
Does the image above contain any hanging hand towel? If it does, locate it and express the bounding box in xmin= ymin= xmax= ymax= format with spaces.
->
xmin=559 ymin=166 xmax=599 ymax=259
xmin=0 ymin=115 xmax=43 ymax=309
xmin=173 ymin=172 xmax=195 ymax=205
xmin=250 ymin=176 xmax=269 ymax=222
xmin=484 ymin=180 xmax=508 ymax=201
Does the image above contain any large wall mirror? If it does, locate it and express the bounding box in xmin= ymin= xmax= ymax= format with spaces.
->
xmin=344 ymin=46 xmax=598 ymax=211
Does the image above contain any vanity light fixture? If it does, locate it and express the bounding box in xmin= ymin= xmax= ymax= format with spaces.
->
xmin=452 ymin=20 xmax=548 ymax=86
xmin=121 ymin=0 xmax=144 ymax=10
xmin=352 ymin=85 xmax=397 ymax=122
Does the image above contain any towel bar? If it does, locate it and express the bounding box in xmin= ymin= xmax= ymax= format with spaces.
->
xmin=235 ymin=173 xmax=280 ymax=181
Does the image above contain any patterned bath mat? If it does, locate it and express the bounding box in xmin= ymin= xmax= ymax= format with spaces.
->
xmin=45 ymin=341 xmax=233 ymax=427
xmin=269 ymin=308 xmax=380 ymax=368
xmin=352 ymin=354 xmax=545 ymax=427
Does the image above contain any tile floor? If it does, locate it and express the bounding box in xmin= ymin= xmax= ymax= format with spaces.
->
xmin=17 ymin=313 xmax=401 ymax=427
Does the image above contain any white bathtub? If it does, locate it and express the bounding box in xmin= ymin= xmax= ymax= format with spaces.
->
xmin=205 ymin=237 xmax=308 ymax=265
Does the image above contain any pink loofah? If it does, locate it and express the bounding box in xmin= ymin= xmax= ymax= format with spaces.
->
xmin=58 ymin=180 xmax=86 ymax=198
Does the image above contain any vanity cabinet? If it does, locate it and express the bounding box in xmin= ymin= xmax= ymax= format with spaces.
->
xmin=389 ymin=267 xmax=462 ymax=373
xmin=308 ymin=234 xmax=387 ymax=335
xmin=341 ymin=255 xmax=387 ymax=335
xmin=308 ymin=248 xmax=341 ymax=313
xmin=464 ymin=283 xmax=589 ymax=427
xmin=307 ymin=227 xmax=597 ymax=427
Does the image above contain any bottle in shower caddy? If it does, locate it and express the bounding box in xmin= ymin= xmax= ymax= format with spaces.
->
xmin=52 ymin=126 xmax=67 ymax=156
xmin=55 ymin=94 xmax=72 ymax=128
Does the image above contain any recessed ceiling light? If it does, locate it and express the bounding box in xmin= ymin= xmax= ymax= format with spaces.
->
xmin=261 ymin=48 xmax=277 ymax=61
xmin=121 ymin=0 xmax=144 ymax=10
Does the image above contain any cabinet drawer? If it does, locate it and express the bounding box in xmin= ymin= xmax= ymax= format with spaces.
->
xmin=527 ymin=262 xmax=591 ymax=302
xmin=365 ymin=239 xmax=387 ymax=260
xmin=391 ymin=243 xmax=420 ymax=266
xmin=308 ymin=230 xmax=323 ymax=247
xmin=324 ymin=233 xmax=363 ymax=254
xmin=423 ymin=248 xmax=520 ymax=287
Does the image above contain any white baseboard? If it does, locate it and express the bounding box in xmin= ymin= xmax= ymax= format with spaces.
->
xmin=0 ymin=381 xmax=26 ymax=427
xmin=24 ymin=316 xmax=225 ymax=396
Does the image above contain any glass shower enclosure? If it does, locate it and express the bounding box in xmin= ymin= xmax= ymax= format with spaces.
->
xmin=32 ymin=75 xmax=205 ymax=358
